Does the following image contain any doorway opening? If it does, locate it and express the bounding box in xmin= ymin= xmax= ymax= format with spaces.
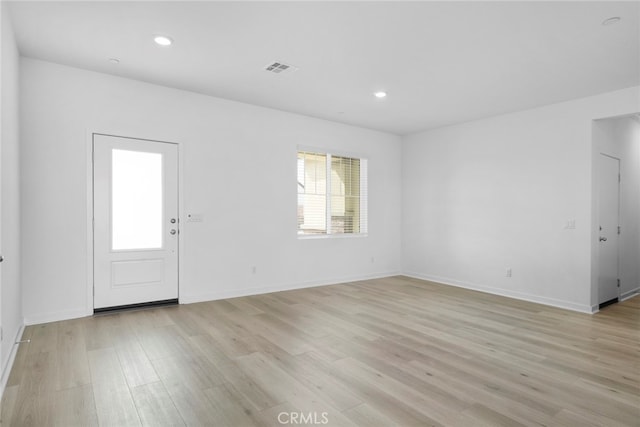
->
xmin=592 ymin=114 xmax=640 ymax=310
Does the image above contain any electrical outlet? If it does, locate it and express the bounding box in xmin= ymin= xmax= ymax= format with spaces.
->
xmin=506 ymin=268 xmax=512 ymax=277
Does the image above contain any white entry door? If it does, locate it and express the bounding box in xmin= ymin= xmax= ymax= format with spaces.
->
xmin=598 ymin=153 xmax=620 ymax=306
xmin=93 ymin=134 xmax=179 ymax=309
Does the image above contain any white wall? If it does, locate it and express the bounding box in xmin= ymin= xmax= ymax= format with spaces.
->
xmin=0 ymin=2 xmax=23 ymax=386
xmin=20 ymin=58 xmax=402 ymax=324
xmin=13 ymin=54 xmax=640 ymax=323
xmin=402 ymin=87 xmax=640 ymax=312
xmin=593 ymin=116 xmax=640 ymax=298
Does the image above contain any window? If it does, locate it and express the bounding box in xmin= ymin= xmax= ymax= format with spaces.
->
xmin=297 ymin=150 xmax=368 ymax=236
xmin=112 ymin=149 xmax=163 ymax=250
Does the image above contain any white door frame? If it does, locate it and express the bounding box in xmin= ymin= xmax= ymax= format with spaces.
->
xmin=590 ymin=113 xmax=639 ymax=312
xmin=85 ymin=131 xmax=185 ymax=314
xmin=596 ymin=152 xmax=621 ymax=306
xmin=591 ymin=120 xmax=607 ymax=312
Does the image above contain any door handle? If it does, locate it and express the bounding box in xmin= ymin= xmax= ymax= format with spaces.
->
xmin=599 ymin=237 xmax=607 ymax=242
xmin=0 ymin=255 xmax=3 ymax=263
xmin=170 ymin=229 xmax=177 ymax=235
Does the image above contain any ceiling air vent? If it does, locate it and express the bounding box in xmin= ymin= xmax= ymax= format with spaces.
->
xmin=264 ymin=61 xmax=299 ymax=74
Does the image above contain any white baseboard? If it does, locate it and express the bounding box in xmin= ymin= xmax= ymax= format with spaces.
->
xmin=24 ymin=308 xmax=92 ymax=326
xmin=620 ymin=286 xmax=640 ymax=301
xmin=179 ymin=271 xmax=401 ymax=304
xmin=26 ymin=270 xmax=601 ymax=322
xmin=402 ymin=271 xmax=594 ymax=314
xmin=23 ymin=273 xmax=401 ymax=324
xmin=0 ymin=324 xmax=25 ymax=401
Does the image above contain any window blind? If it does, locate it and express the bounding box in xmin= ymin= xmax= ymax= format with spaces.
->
xmin=297 ymin=150 xmax=368 ymax=236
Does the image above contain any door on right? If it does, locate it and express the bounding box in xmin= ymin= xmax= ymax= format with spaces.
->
xmin=598 ymin=153 xmax=620 ymax=307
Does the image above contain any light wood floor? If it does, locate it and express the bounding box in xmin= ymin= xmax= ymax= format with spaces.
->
xmin=1 ymin=276 xmax=639 ymax=426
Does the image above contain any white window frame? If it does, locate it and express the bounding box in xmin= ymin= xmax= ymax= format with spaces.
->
xmin=297 ymin=146 xmax=368 ymax=239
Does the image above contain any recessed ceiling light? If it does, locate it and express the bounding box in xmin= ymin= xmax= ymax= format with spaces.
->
xmin=602 ymin=17 xmax=621 ymax=26
xmin=108 ymin=58 xmax=120 ymax=64
xmin=374 ymin=91 xmax=387 ymax=99
xmin=154 ymin=35 xmax=173 ymax=46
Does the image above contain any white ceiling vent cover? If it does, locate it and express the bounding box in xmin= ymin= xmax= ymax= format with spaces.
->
xmin=265 ymin=61 xmax=299 ymax=74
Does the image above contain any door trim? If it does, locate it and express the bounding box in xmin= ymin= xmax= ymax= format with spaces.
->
xmin=591 ymin=113 xmax=640 ymax=312
xmin=597 ymin=153 xmax=621 ymax=306
xmin=86 ymin=131 xmax=184 ymax=314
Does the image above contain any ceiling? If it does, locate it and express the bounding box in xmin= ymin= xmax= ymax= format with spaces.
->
xmin=7 ymin=1 xmax=640 ymax=135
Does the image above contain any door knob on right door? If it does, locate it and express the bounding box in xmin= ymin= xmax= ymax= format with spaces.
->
xmin=599 ymin=237 xmax=607 ymax=242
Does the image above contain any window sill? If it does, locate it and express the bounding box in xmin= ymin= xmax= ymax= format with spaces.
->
xmin=297 ymin=233 xmax=368 ymax=240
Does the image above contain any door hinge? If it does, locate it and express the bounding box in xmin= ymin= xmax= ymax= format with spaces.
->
xmin=618 ymin=174 xmax=621 ymax=183
xmin=617 ymin=279 xmax=621 ymax=288
xmin=618 ymin=226 xmax=621 ymax=235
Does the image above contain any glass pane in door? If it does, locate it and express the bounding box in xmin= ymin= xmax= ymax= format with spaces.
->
xmin=112 ymin=149 xmax=163 ymax=250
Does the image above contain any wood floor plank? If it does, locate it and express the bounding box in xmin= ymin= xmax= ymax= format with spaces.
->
xmin=299 ymin=351 xmax=436 ymax=426
xmin=275 ymin=352 xmax=363 ymax=412
xmin=160 ymin=377 xmax=222 ymax=426
xmin=84 ymin=313 xmax=137 ymax=351
xmin=187 ymin=333 xmax=234 ymax=368
xmin=88 ymin=347 xmax=141 ymax=426
xmin=342 ymin=402 xmax=400 ymax=427
xmin=233 ymin=352 xmax=317 ymax=407
xmin=125 ymin=307 xmax=177 ymax=333
xmin=214 ymin=360 xmax=283 ymax=411
xmin=28 ymin=322 xmax=59 ymax=355
xmin=461 ymin=403 xmax=528 ymax=427
xmin=130 ymin=381 xmax=185 ymax=426
xmin=205 ymin=325 xmax=256 ymax=359
xmin=256 ymin=402 xmax=301 ymax=427
xmin=333 ymin=356 xmax=466 ymax=426
xmin=0 ymin=385 xmax=19 ymax=426
xmin=165 ymin=306 xmax=210 ymax=338
xmin=116 ymin=341 xmax=160 ymax=388
xmin=402 ymin=358 xmax=561 ymax=425
xmin=225 ymin=296 xmax=265 ymax=315
xmin=245 ymin=312 xmax=316 ymax=355
xmin=203 ymin=383 xmax=260 ymax=427
xmin=55 ymin=319 xmax=91 ymax=391
xmin=6 ymin=339 xmax=31 ymax=388
xmin=2 ymin=277 xmax=638 ymax=426
xmin=10 ymin=351 xmax=57 ymax=425
xmin=151 ymin=353 xmax=225 ymax=391
xmin=136 ymin=325 xmax=192 ymax=361
xmin=549 ymin=408 xmax=631 ymax=427
xmin=49 ymin=384 xmax=99 ymax=427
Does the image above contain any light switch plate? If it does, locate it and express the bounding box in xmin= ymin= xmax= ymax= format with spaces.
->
xmin=187 ymin=213 xmax=203 ymax=222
